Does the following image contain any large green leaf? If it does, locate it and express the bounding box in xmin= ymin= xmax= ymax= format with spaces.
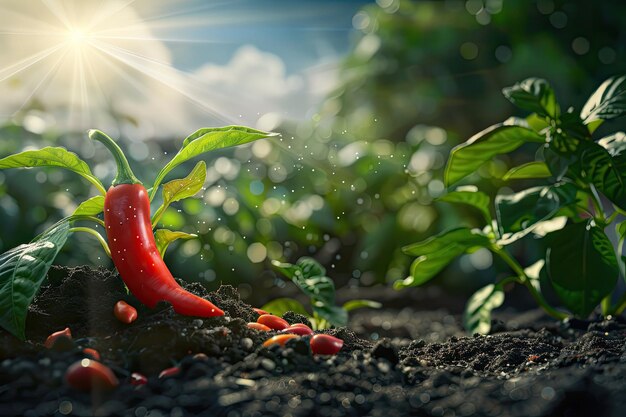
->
xmin=545 ymin=221 xmax=618 ymax=317
xmin=502 ymin=78 xmax=559 ymax=119
xmin=150 ymin=126 xmax=277 ymax=200
xmin=0 ymin=147 xmax=105 ymax=194
xmin=503 ymin=161 xmax=552 ymax=180
xmin=396 ymin=228 xmax=491 ymax=289
xmin=581 ymin=74 xmax=626 ymax=126
xmin=395 ymin=246 xmax=465 ymax=289
xmin=73 ymin=195 xmax=105 ymax=216
xmin=151 ymin=161 xmax=207 ymax=226
xmin=445 ymin=120 xmax=544 ymax=186
xmin=578 ymin=141 xmax=626 ymax=210
xmin=272 ymin=257 xmax=335 ymax=307
xmin=154 ymin=229 xmax=197 ymax=258
xmin=342 ymin=299 xmax=382 ymax=312
xmin=495 ymin=183 xmax=577 ymax=237
xmin=0 ymin=219 xmax=70 ymax=339
xmin=463 ymin=283 xmax=505 ymax=335
xmin=402 ymin=227 xmax=491 ymax=257
xmin=261 ymin=297 xmax=310 ymax=317
xmin=437 ymin=188 xmax=491 ymax=224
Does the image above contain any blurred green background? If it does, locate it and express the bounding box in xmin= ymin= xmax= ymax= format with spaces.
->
xmin=1 ymin=0 xmax=625 ymax=305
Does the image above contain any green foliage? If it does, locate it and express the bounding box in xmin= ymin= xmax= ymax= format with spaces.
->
xmin=0 ymin=126 xmax=269 ymax=339
xmin=73 ymin=195 xmax=105 ymax=216
xmin=463 ymin=283 xmax=505 ymax=335
xmin=0 ymin=219 xmax=69 ymax=339
xmin=150 ymin=126 xmax=278 ymax=200
xmin=270 ymin=257 xmax=380 ymax=330
xmin=155 ymin=229 xmax=197 ymax=258
xmin=401 ymin=75 xmax=626 ymax=333
xmin=0 ymin=146 xmax=106 ymax=195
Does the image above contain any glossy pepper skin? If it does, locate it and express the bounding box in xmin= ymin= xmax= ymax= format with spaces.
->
xmin=92 ymin=130 xmax=223 ymax=318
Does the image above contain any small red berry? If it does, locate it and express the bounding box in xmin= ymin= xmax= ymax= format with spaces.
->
xmin=263 ymin=334 xmax=300 ymax=348
xmin=247 ymin=322 xmax=272 ymax=331
xmin=310 ymin=334 xmax=343 ymax=355
xmin=257 ymin=314 xmax=289 ymax=330
xmin=130 ymin=372 xmax=148 ymax=386
xmin=65 ymin=359 xmax=119 ymax=391
xmin=113 ymin=301 xmax=138 ymax=324
xmin=44 ymin=327 xmax=72 ymax=348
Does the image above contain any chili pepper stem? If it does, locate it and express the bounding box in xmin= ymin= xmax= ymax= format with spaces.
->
xmin=88 ymin=130 xmax=141 ymax=186
xmin=69 ymin=227 xmax=111 ymax=258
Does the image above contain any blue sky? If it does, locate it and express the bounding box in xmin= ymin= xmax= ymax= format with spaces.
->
xmin=150 ymin=0 xmax=372 ymax=73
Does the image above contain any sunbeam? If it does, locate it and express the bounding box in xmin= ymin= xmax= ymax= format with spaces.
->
xmin=0 ymin=0 xmax=345 ymax=136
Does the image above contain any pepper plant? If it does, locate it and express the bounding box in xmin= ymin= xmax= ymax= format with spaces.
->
xmin=396 ymin=75 xmax=626 ymax=334
xmin=0 ymin=126 xmax=276 ymax=339
xmin=265 ymin=257 xmax=381 ymax=330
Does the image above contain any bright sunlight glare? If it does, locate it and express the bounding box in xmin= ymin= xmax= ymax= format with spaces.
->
xmin=0 ymin=0 xmax=343 ymax=137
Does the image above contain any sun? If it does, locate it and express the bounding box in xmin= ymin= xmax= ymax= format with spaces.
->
xmin=67 ymin=28 xmax=90 ymax=46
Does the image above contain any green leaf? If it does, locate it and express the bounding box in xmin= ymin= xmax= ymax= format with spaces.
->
xmin=463 ymin=283 xmax=505 ymax=335
xmin=272 ymin=257 xmax=336 ymax=308
xmin=503 ymin=161 xmax=552 ymax=180
xmin=526 ymin=113 xmax=550 ymax=133
xmin=437 ymin=188 xmax=492 ymax=223
xmin=151 ymin=161 xmax=207 ymax=227
xmin=0 ymin=219 xmax=70 ymax=339
xmin=545 ymin=221 xmax=618 ymax=317
xmin=577 ymin=141 xmax=626 ymax=210
xmin=313 ymin=302 xmax=348 ymax=327
xmin=72 ymin=195 xmax=105 ymax=216
xmin=150 ymin=126 xmax=278 ymax=199
xmin=581 ymin=75 xmax=626 ymax=126
xmin=0 ymin=147 xmax=105 ymax=195
xmin=445 ymin=121 xmax=544 ymax=186
xmin=502 ymin=78 xmax=559 ymax=119
xmin=616 ymin=220 xmax=626 ymax=239
xmin=342 ymin=299 xmax=382 ymax=312
xmin=261 ymin=298 xmax=310 ymax=317
xmin=154 ymin=229 xmax=197 ymax=258
xmin=162 ymin=160 xmax=206 ymax=205
xmin=396 ymin=228 xmax=491 ymax=289
xmin=402 ymin=227 xmax=491 ymax=257
xmin=495 ymin=183 xmax=578 ymax=237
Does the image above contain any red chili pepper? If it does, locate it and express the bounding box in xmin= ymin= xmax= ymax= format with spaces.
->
xmin=83 ymin=348 xmax=101 ymax=361
xmin=262 ymin=334 xmax=300 ymax=348
xmin=257 ymin=314 xmax=289 ymax=330
xmin=158 ymin=366 xmax=181 ymax=379
xmin=310 ymin=334 xmax=343 ymax=355
xmin=253 ymin=308 xmax=269 ymax=316
xmin=65 ymin=359 xmax=119 ymax=391
xmin=90 ymin=130 xmax=223 ymax=318
xmin=113 ymin=300 xmax=138 ymax=324
xmin=281 ymin=325 xmax=313 ymax=336
xmin=247 ymin=322 xmax=272 ymax=331
xmin=130 ymin=372 xmax=148 ymax=386
xmin=44 ymin=327 xmax=72 ymax=348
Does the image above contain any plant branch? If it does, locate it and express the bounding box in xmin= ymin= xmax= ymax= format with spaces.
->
xmin=69 ymin=227 xmax=111 ymax=257
xmin=151 ymin=204 xmax=167 ymax=229
xmin=492 ymin=246 xmax=568 ymax=320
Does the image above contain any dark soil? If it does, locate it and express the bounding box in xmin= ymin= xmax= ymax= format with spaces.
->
xmin=1 ymin=266 xmax=625 ymax=417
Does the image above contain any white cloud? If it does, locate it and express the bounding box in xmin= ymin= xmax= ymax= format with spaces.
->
xmin=0 ymin=1 xmax=339 ymax=138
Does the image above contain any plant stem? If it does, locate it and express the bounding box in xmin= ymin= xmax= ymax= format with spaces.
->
xmin=69 ymin=227 xmax=111 ymax=258
xmin=492 ymin=246 xmax=568 ymax=320
xmin=151 ymin=204 xmax=166 ymax=229
xmin=84 ymin=176 xmax=107 ymax=196
xmin=89 ymin=129 xmax=141 ymax=186
xmin=601 ymin=295 xmax=612 ymax=316
xmin=70 ymin=215 xmax=105 ymax=227
xmin=609 ymin=291 xmax=626 ymax=316
xmin=588 ymin=184 xmax=606 ymax=223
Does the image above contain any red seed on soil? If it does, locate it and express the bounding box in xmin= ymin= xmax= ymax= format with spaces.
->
xmin=44 ymin=327 xmax=72 ymax=348
xmin=83 ymin=348 xmax=101 ymax=361
xmin=262 ymin=334 xmax=300 ymax=348
xmin=247 ymin=322 xmax=272 ymax=331
xmin=159 ymin=366 xmax=181 ymax=379
xmin=281 ymin=325 xmax=314 ymax=336
xmin=257 ymin=314 xmax=289 ymax=330
xmin=310 ymin=334 xmax=343 ymax=355
xmin=65 ymin=359 xmax=119 ymax=391
xmin=130 ymin=372 xmax=148 ymax=386
xmin=113 ymin=300 xmax=138 ymax=324
xmin=253 ymin=308 xmax=269 ymax=316
xmin=290 ymin=323 xmax=313 ymax=329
